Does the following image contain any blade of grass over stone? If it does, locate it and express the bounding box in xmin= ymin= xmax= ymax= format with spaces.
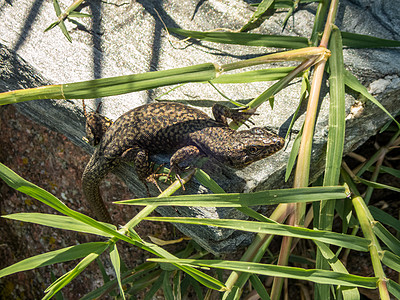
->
xmin=344 ymin=69 xmax=400 ymax=129
xmin=0 ymin=63 xmax=219 ymax=105
xmin=0 ymin=242 xmax=109 ymax=279
xmin=148 ymin=259 xmax=378 ymax=289
xmin=145 ymin=217 xmax=369 ymax=251
xmin=315 ymin=26 xmax=346 ymax=293
xmin=341 ymin=31 xmax=400 ymax=48
xmin=369 ymin=206 xmax=400 ymax=232
xmin=240 ymin=0 xmax=275 ymax=32
xmin=169 ymin=28 xmax=309 ymax=49
xmin=46 ymin=0 xmax=72 ymax=42
xmin=115 ymin=186 xmax=347 ymax=207
xmin=210 ymin=67 xmax=297 ymax=84
xmin=2 ymin=213 xmax=115 ymax=237
xmin=194 ymin=168 xmax=277 ymax=223
xmin=285 ymin=124 xmax=303 ymax=181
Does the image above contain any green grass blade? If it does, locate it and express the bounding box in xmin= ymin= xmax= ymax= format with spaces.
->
xmin=314 ymin=241 xmax=360 ymax=299
xmin=285 ymin=124 xmax=303 ymax=181
xmin=116 ymin=186 xmax=347 ymax=207
xmin=210 ymin=67 xmax=297 ymax=83
xmin=0 ymin=63 xmax=219 ymax=105
xmin=249 ymin=274 xmax=271 ymax=299
xmin=356 ymin=177 xmax=400 ymax=193
xmin=0 ymin=162 xmax=140 ymax=245
xmin=43 ymin=247 xmax=107 ymax=299
xmin=109 ymin=243 xmax=126 ymax=300
xmin=372 ymin=222 xmax=400 ymax=255
xmin=144 ymin=271 xmax=164 ymax=300
xmin=2 ymin=213 xmax=115 ymax=237
xmin=0 ymin=242 xmax=108 ymax=279
xmin=380 ymin=251 xmax=400 ymax=273
xmin=378 ymin=166 xmax=400 ymax=178
xmin=325 ymin=26 xmax=345 ymax=187
xmin=169 ymin=28 xmax=309 ymax=49
xmin=341 ymin=31 xmax=400 ymax=48
xmin=387 ymin=279 xmax=400 ymax=299
xmin=369 ymin=206 xmax=400 ymax=232
xmin=144 ymin=217 xmax=369 ymax=251
xmin=162 ymin=271 xmax=174 ymax=300
xmin=148 ymin=259 xmax=378 ymax=289
xmin=344 ymin=69 xmax=400 ymax=129
xmin=240 ymin=0 xmax=275 ymax=32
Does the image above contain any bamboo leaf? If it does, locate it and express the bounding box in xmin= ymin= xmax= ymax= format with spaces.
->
xmin=148 ymin=259 xmax=378 ymax=289
xmin=169 ymin=28 xmax=309 ymax=49
xmin=116 ymin=186 xmax=347 ymax=207
xmin=0 ymin=242 xmax=108 ymax=279
xmin=144 ymin=217 xmax=369 ymax=251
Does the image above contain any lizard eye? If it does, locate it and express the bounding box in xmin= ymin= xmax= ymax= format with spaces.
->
xmin=248 ymin=146 xmax=260 ymax=155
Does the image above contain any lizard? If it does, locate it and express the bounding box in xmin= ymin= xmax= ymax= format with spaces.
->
xmin=82 ymin=102 xmax=285 ymax=223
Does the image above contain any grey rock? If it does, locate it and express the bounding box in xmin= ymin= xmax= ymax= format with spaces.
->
xmin=0 ymin=0 xmax=399 ymax=254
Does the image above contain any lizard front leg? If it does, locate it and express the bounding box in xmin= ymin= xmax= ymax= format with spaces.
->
xmin=212 ymin=103 xmax=256 ymax=127
xmin=169 ymin=145 xmax=205 ymax=189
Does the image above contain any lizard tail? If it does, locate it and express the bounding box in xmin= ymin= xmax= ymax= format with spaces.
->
xmin=82 ymin=150 xmax=116 ymax=223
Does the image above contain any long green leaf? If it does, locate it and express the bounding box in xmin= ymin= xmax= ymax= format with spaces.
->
xmin=0 ymin=242 xmax=108 ymax=279
xmin=148 ymin=259 xmax=378 ymax=289
xmin=2 ymin=213 xmax=115 ymax=237
xmin=110 ymin=243 xmax=125 ymax=300
xmin=388 ymin=279 xmax=400 ymax=299
xmin=116 ymin=186 xmax=347 ymax=206
xmin=369 ymin=206 xmax=400 ymax=232
xmin=379 ymin=251 xmax=400 ymax=273
xmin=169 ymin=28 xmax=309 ymax=49
xmin=0 ymin=63 xmax=219 ymax=105
xmin=372 ymin=222 xmax=400 ymax=255
xmin=144 ymin=217 xmax=369 ymax=251
xmin=0 ymin=162 xmax=142 ymax=245
xmin=240 ymin=0 xmax=275 ymax=32
xmin=210 ymin=67 xmax=297 ymax=83
xmin=315 ymin=241 xmax=360 ymax=299
xmin=43 ymin=247 xmax=107 ymax=300
xmin=341 ymin=31 xmax=400 ymax=48
xmin=356 ymin=177 xmax=400 ymax=193
xmin=343 ymin=69 xmax=400 ymax=128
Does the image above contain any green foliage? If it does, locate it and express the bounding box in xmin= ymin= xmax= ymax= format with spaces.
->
xmin=1 ymin=0 xmax=400 ymax=298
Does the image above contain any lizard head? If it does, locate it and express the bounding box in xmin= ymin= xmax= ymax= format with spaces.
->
xmin=214 ymin=127 xmax=285 ymax=169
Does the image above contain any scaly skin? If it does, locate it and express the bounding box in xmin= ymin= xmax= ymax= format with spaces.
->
xmin=82 ymin=102 xmax=285 ymax=223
